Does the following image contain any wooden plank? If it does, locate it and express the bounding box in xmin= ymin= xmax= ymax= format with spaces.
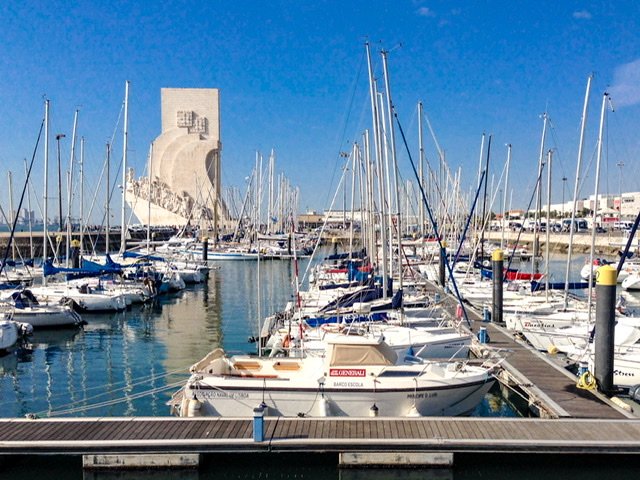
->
xmin=3 ymin=421 xmax=43 ymax=441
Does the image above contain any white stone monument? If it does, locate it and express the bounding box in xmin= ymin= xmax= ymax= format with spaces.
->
xmin=126 ymin=88 xmax=223 ymax=229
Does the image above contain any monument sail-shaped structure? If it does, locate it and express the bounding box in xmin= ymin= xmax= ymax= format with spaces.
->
xmin=126 ymin=88 xmax=226 ymax=231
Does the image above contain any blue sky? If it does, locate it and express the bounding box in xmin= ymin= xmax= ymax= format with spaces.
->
xmin=1 ymin=0 xmax=640 ymax=224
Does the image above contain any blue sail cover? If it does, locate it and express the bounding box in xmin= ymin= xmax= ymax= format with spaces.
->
xmin=122 ymin=251 xmax=166 ymax=262
xmin=530 ymin=280 xmax=591 ymax=292
xmin=43 ymin=256 xmax=123 ymax=279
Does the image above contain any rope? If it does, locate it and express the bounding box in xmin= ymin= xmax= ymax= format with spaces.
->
xmin=576 ymin=371 xmax=597 ymax=390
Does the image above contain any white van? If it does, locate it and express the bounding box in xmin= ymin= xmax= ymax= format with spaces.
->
xmin=562 ymin=219 xmax=588 ymax=232
xmin=614 ymin=221 xmax=633 ymax=231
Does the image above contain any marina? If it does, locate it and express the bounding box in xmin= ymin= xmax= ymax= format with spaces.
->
xmin=3 ymin=4 xmax=640 ymax=477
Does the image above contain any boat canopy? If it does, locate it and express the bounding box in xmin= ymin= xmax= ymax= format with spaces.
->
xmin=328 ymin=337 xmax=397 ymax=366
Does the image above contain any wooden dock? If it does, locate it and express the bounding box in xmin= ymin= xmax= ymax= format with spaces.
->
xmin=1 ymin=416 xmax=640 ymax=456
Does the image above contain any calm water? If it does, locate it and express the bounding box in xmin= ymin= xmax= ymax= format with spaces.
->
xmin=1 ymin=253 xmax=637 ymax=478
xmin=1 ymin=254 xmax=523 ymax=418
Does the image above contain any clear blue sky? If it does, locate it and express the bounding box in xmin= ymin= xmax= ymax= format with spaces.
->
xmin=1 ymin=0 xmax=639 ymax=224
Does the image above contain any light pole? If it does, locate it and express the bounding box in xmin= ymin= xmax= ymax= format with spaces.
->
xmin=617 ymin=161 xmax=624 ymax=218
xmin=55 ymin=134 xmax=66 ymax=232
xmin=561 ymin=176 xmax=567 ymax=219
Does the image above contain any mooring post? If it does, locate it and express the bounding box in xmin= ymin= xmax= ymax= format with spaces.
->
xmin=70 ymin=239 xmax=81 ymax=268
xmin=492 ymin=249 xmax=503 ymax=324
xmin=595 ymin=265 xmax=616 ymax=394
xmin=202 ymin=237 xmax=208 ymax=262
xmin=253 ymin=404 xmax=265 ymax=442
xmin=439 ymin=241 xmax=447 ymax=288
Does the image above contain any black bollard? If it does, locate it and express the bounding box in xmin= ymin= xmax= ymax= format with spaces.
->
xmin=492 ymin=249 xmax=503 ymax=324
xmin=202 ymin=237 xmax=208 ymax=262
xmin=439 ymin=243 xmax=447 ymax=288
xmin=70 ymin=239 xmax=81 ymax=268
xmin=594 ymin=265 xmax=617 ymax=394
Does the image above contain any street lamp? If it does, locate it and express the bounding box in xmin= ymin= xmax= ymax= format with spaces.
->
xmin=562 ymin=177 xmax=567 ymax=218
xmin=617 ymin=161 xmax=624 ymax=218
xmin=55 ymin=134 xmax=66 ymax=232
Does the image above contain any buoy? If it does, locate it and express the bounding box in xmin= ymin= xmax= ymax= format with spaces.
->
xmin=547 ymin=344 xmax=559 ymax=355
xmin=482 ymin=306 xmax=491 ymax=323
xmin=369 ymin=403 xmax=379 ymax=417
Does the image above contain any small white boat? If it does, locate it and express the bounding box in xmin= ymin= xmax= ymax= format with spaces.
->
xmin=1 ymin=290 xmax=83 ymax=328
xmin=29 ymin=285 xmax=127 ymax=312
xmin=0 ymin=320 xmax=19 ymax=351
xmin=174 ymin=335 xmax=495 ymax=418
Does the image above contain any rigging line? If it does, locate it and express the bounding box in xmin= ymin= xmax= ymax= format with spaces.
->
xmin=0 ymin=119 xmax=44 ymax=277
xmin=40 ymin=380 xmax=186 ymax=418
xmin=503 ymin=158 xmax=548 ymax=277
xmin=16 ymin=364 xmax=190 ymax=408
xmin=323 ymin=47 xmax=366 ymax=209
xmin=394 ymin=111 xmax=471 ymax=327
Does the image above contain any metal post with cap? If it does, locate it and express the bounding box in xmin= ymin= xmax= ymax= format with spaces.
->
xmin=439 ymin=241 xmax=447 ymax=288
xmin=594 ymin=265 xmax=617 ymax=394
xmin=492 ymin=249 xmax=503 ymax=324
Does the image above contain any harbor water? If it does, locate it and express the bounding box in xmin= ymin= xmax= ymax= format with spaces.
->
xmin=1 ymin=254 xmax=523 ymax=419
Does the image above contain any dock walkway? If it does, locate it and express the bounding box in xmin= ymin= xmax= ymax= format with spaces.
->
xmin=1 ymin=417 xmax=640 ymax=455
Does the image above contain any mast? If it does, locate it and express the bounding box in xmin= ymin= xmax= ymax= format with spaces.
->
xmin=545 ymin=149 xmax=553 ymax=298
xmin=8 ymin=172 xmax=15 ymax=261
xmin=381 ymin=49 xmax=403 ymax=294
xmin=586 ymin=92 xmax=609 ymax=315
xmin=106 ymin=143 xmax=111 ymax=255
xmin=120 ymin=80 xmax=130 ymax=254
xmin=65 ymin=109 xmax=79 ymax=267
xmin=147 ymin=143 xmax=153 ymax=253
xmin=531 ymin=113 xmax=548 ymax=277
xmin=418 ymin=101 xmax=425 ymax=238
xmin=24 ymin=159 xmax=34 ymax=259
xmin=564 ymin=74 xmax=592 ymax=307
xmin=42 ymin=99 xmax=50 ymax=286
xmin=56 ymin=133 xmax=66 ymax=232
xmin=501 ymin=144 xmax=512 ymax=250
xmin=79 ymin=137 xmax=85 ymax=253
xmin=365 ymin=42 xmax=388 ymax=297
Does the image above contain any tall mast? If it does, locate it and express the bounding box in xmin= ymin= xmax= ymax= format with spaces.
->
xmin=24 ymin=159 xmax=34 ymax=259
xmin=106 ymin=142 xmax=111 ymax=255
xmin=365 ymin=42 xmax=388 ymax=297
xmin=120 ymin=80 xmax=130 ymax=254
xmin=545 ymin=149 xmax=553 ymax=298
xmin=501 ymin=144 xmax=512 ymax=250
xmin=532 ymin=113 xmax=548 ymax=274
xmin=66 ymin=109 xmax=79 ymax=267
xmin=79 ymin=137 xmax=85 ymax=252
xmin=564 ymin=74 xmax=592 ymax=307
xmin=8 ymin=171 xmax=15 ymax=261
xmin=586 ymin=92 xmax=609 ymax=315
xmin=418 ymin=101 xmax=425 ymax=238
xmin=42 ymin=99 xmax=50 ymax=285
xmin=381 ymin=49 xmax=402 ymax=294
xmin=146 ymin=143 xmax=153 ymax=252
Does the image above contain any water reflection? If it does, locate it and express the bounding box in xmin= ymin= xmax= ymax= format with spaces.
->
xmin=0 ymin=254 xmax=526 ymax=419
